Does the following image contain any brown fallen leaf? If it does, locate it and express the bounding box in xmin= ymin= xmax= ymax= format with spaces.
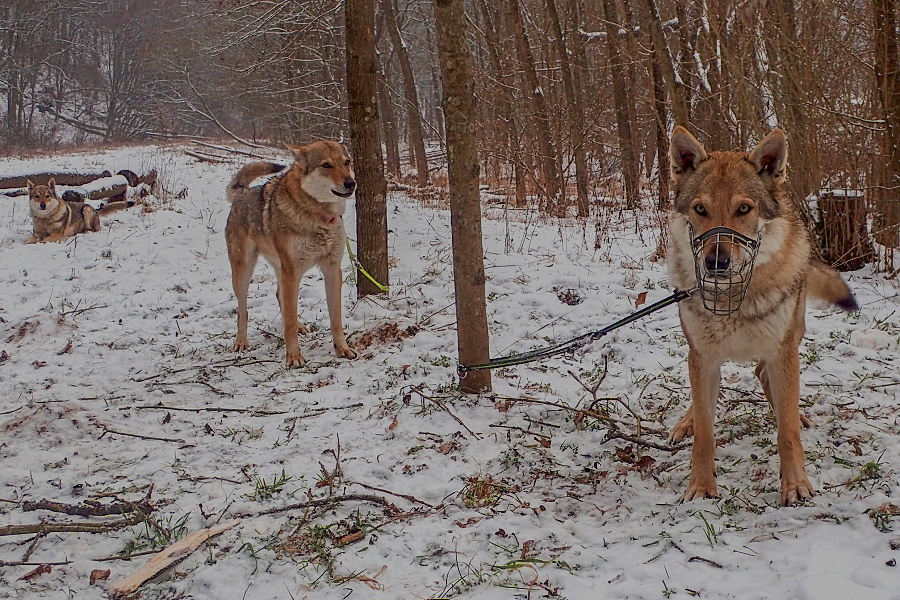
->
xmin=20 ymin=564 xmax=51 ymax=581
xmin=335 ymin=530 xmax=364 ymax=546
xmin=387 ymin=416 xmax=399 ymax=431
xmin=635 ymin=291 xmax=648 ymax=307
xmin=455 ymin=516 xmax=484 ymax=528
xmin=90 ymin=569 xmax=111 ymax=585
xmin=495 ymin=400 xmax=513 ymax=413
xmin=437 ymin=441 xmax=460 ymax=454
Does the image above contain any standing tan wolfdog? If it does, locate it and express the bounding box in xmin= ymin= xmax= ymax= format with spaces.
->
xmin=225 ymin=140 xmax=358 ymax=367
xmin=667 ymin=127 xmax=857 ymax=505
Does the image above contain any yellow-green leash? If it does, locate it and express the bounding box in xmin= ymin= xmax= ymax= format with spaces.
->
xmin=345 ymin=237 xmax=389 ymax=293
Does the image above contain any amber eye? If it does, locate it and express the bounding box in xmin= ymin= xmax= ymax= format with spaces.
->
xmin=694 ymin=204 xmax=706 ymax=215
xmin=737 ymin=203 xmax=752 ymax=215
xmin=322 ymin=162 xmax=333 ymax=169
xmin=344 ymin=159 xmax=350 ymax=166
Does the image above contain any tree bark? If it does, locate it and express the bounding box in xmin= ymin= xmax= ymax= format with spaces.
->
xmin=546 ymin=0 xmax=589 ymax=218
xmin=816 ymin=191 xmax=875 ymax=271
xmin=638 ymin=0 xmax=690 ymax=127
xmin=603 ymin=0 xmax=640 ymax=210
xmin=649 ymin=46 xmax=670 ymax=211
xmin=346 ymin=0 xmax=389 ymax=297
xmin=507 ymin=0 xmax=563 ymax=215
xmin=377 ymin=62 xmax=402 ymax=179
xmin=874 ymin=0 xmax=900 ymax=251
xmin=434 ymin=0 xmax=492 ymax=393
xmin=381 ymin=0 xmax=430 ymax=187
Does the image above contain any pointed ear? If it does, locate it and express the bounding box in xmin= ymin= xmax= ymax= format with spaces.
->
xmin=47 ymin=178 xmax=56 ymax=191
xmin=27 ymin=179 xmax=35 ymax=192
xmin=669 ymin=126 xmax=708 ymax=177
xmin=749 ymin=129 xmax=788 ymax=183
xmin=284 ymin=142 xmax=308 ymax=172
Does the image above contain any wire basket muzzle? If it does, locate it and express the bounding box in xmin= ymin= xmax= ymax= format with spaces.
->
xmin=690 ymin=226 xmax=760 ymax=316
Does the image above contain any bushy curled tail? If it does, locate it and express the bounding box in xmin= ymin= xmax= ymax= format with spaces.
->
xmin=97 ymin=199 xmax=135 ymax=216
xmin=807 ymin=259 xmax=858 ymax=311
xmin=226 ymin=162 xmax=284 ymax=202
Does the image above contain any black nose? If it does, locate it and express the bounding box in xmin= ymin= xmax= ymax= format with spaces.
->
xmin=705 ymin=252 xmax=731 ymax=271
xmin=40 ymin=202 xmax=47 ymax=210
xmin=344 ymin=180 xmax=356 ymax=192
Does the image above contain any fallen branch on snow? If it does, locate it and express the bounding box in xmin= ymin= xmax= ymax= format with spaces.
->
xmin=107 ymin=520 xmax=239 ymax=597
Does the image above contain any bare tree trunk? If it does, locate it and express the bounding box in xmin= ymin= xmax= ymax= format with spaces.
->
xmin=874 ymin=0 xmax=900 ymax=252
xmin=639 ymin=0 xmax=690 ymax=127
xmin=381 ymin=0 xmax=429 ymax=187
xmin=435 ymin=0 xmax=492 ymax=393
xmin=346 ymin=0 xmax=389 ymax=297
xmin=603 ymin=0 xmax=640 ymax=210
xmin=377 ymin=65 xmax=402 ymax=179
xmin=475 ymin=0 xmax=520 ymax=206
xmin=507 ymin=0 xmax=563 ymax=215
xmin=649 ymin=47 xmax=670 ymax=211
xmin=546 ymin=0 xmax=589 ymax=218
xmin=764 ymin=0 xmax=820 ymax=211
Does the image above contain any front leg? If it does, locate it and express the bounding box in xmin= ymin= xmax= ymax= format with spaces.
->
xmin=682 ymin=348 xmax=722 ymax=501
xmin=25 ymin=234 xmax=39 ymax=244
xmin=277 ymin=264 xmax=306 ymax=367
xmin=768 ymin=348 xmax=815 ymax=505
xmin=321 ymin=261 xmax=356 ymax=359
xmin=42 ymin=230 xmax=67 ymax=243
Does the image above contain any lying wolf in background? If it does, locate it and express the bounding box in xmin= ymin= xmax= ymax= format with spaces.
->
xmin=666 ymin=126 xmax=857 ymax=505
xmin=225 ymin=140 xmax=358 ymax=367
xmin=25 ymin=179 xmax=130 ymax=244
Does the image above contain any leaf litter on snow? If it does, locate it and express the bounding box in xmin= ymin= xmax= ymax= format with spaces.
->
xmin=0 ymin=145 xmax=899 ymax=599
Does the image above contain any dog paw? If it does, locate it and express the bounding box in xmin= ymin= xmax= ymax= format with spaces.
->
xmin=781 ymin=478 xmax=815 ymax=506
xmin=668 ymin=413 xmax=694 ymax=444
xmin=297 ymin=324 xmax=309 ymax=336
xmin=800 ymin=413 xmax=813 ymax=429
xmin=284 ymin=351 xmax=307 ymax=368
xmin=681 ymin=478 xmax=719 ymax=502
xmin=335 ymin=345 xmax=357 ymax=359
xmin=233 ymin=340 xmax=250 ymax=352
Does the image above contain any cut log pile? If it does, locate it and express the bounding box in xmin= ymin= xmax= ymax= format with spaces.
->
xmin=1 ymin=169 xmax=158 ymax=206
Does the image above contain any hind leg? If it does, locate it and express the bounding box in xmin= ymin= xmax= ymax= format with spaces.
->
xmin=228 ymin=235 xmax=258 ymax=352
xmin=86 ymin=207 xmax=101 ymax=232
xmin=756 ymin=362 xmax=812 ymax=429
xmin=275 ymin=283 xmax=308 ymax=335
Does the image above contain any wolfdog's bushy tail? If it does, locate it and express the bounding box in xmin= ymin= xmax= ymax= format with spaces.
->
xmin=226 ymin=162 xmax=284 ymax=202
xmin=807 ymin=259 xmax=858 ymax=311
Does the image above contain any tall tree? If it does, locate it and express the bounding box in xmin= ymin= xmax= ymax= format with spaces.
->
xmin=507 ymin=0 xmax=563 ymax=215
xmin=346 ymin=0 xmax=389 ymax=297
xmin=434 ymin=0 xmax=492 ymax=393
xmin=638 ymin=0 xmax=690 ymax=127
xmin=874 ymin=0 xmax=900 ymax=252
xmin=603 ymin=0 xmax=640 ymax=210
xmin=381 ymin=0 xmax=430 ymax=186
xmin=546 ymin=0 xmax=590 ymax=217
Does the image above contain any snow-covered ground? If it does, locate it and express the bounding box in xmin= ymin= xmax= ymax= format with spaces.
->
xmin=1 ymin=145 xmax=899 ymax=600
